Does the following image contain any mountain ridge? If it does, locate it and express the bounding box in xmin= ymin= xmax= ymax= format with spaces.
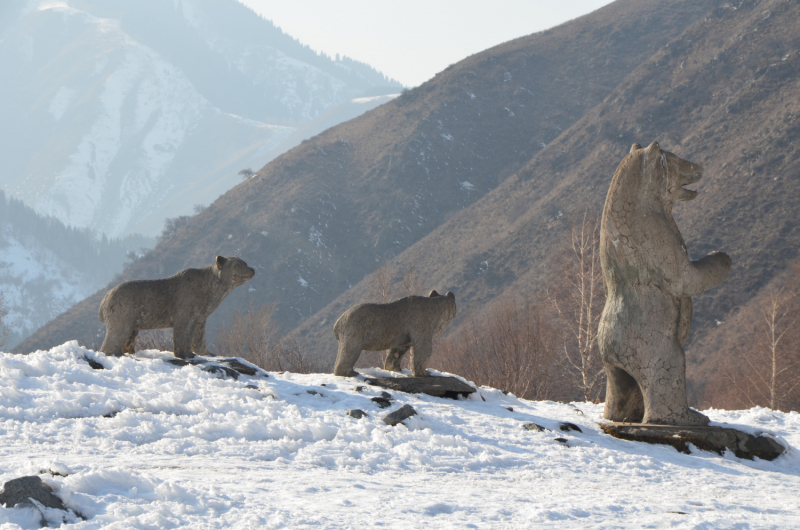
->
xmin=17 ymin=0 xmax=800 ymax=409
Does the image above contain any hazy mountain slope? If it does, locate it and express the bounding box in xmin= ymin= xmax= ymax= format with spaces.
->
xmin=0 ymin=0 xmax=400 ymax=238
xmin=70 ymin=0 xmax=400 ymax=123
xmin=16 ymin=0 xmax=718 ymax=354
xmin=0 ymin=193 xmax=151 ymax=348
xmin=296 ymin=0 xmax=800 ymax=396
xmin=263 ymin=93 xmax=401 ymax=163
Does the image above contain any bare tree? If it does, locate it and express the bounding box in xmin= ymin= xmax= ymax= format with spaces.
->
xmin=548 ymin=211 xmax=606 ymax=402
xmin=401 ymin=264 xmax=422 ymax=296
xmin=430 ymin=297 xmax=558 ymax=400
xmin=215 ymin=303 xmax=319 ymax=373
xmin=727 ymin=286 xmax=800 ymax=411
xmin=371 ymin=260 xmax=394 ymax=303
xmin=0 ymin=292 xmax=9 ymax=350
xmin=238 ymin=168 xmax=255 ymax=180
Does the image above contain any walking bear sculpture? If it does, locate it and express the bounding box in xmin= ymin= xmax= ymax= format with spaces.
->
xmin=333 ymin=290 xmax=456 ymax=377
xmin=98 ymin=256 xmax=255 ymax=358
xmin=598 ymin=142 xmax=731 ymax=426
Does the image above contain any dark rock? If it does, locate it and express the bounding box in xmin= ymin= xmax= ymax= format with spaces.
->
xmin=383 ymin=404 xmax=417 ymax=426
xmin=371 ymin=397 xmax=392 ymax=409
xmin=364 ymin=376 xmax=475 ymax=399
xmin=82 ymin=356 xmax=105 ymax=370
xmin=559 ymin=422 xmax=582 ymax=433
xmin=380 ymin=391 xmax=391 ymax=399
xmin=600 ymin=423 xmax=788 ymax=461
xmin=103 ymin=410 xmax=119 ymax=418
xmin=505 ymin=407 xmax=514 ymax=412
xmin=0 ymin=476 xmax=66 ymax=510
xmin=216 ymin=358 xmax=259 ymax=376
xmin=348 ymin=409 xmax=367 ymax=419
xmin=245 ymin=384 xmax=259 ymax=390
xmin=164 ymin=358 xmax=205 ymax=367
xmin=201 ymin=365 xmax=239 ymax=379
xmin=554 ymin=438 xmax=569 ymax=444
xmin=354 ymin=386 xmax=365 ymax=392
xmin=523 ymin=423 xmax=546 ymax=432
xmin=165 ymin=357 xmax=266 ymax=378
xmin=306 ymin=390 xmax=319 ymax=396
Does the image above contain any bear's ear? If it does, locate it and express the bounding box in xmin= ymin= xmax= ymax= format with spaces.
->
xmin=428 ymin=290 xmax=439 ymax=297
xmin=646 ymin=141 xmax=660 ymax=153
xmin=630 ymin=143 xmax=642 ymax=153
xmin=215 ymin=256 xmax=227 ymax=268
xmin=446 ymin=291 xmax=455 ymax=299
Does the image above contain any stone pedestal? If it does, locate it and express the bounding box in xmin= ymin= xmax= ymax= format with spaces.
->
xmin=364 ymin=376 xmax=475 ymax=399
xmin=600 ymin=423 xmax=787 ymax=461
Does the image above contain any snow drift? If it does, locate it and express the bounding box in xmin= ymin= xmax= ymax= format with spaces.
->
xmin=0 ymin=343 xmax=798 ymax=528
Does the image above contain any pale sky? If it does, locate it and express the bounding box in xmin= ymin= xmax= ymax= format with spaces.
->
xmin=237 ymin=1 xmax=615 ymax=87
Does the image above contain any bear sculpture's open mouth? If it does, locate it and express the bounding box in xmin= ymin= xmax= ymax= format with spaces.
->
xmin=678 ymin=171 xmax=702 ymax=201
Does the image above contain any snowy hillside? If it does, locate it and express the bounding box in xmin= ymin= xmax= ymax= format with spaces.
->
xmin=0 ymin=0 xmax=400 ymax=238
xmin=0 ymin=343 xmax=798 ymax=528
xmin=0 ymin=193 xmax=151 ymax=349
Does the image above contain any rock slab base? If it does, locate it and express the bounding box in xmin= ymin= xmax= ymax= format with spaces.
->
xmin=365 ymin=376 xmax=475 ymax=399
xmin=601 ymin=423 xmax=787 ymax=461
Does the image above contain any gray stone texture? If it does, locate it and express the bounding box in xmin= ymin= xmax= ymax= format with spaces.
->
xmin=601 ymin=423 xmax=787 ymax=461
xmin=333 ymin=290 xmax=456 ymax=377
xmin=598 ymin=142 xmax=731 ymax=426
xmin=0 ymin=476 xmax=66 ymax=510
xmin=383 ymin=404 xmax=417 ymax=426
xmin=164 ymin=356 xmax=266 ymax=378
xmin=99 ymin=256 xmax=255 ymax=358
xmin=364 ymin=376 xmax=475 ymax=399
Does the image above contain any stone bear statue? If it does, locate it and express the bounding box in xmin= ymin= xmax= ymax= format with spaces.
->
xmin=598 ymin=142 xmax=731 ymax=426
xmin=98 ymin=256 xmax=255 ymax=358
xmin=333 ymin=290 xmax=456 ymax=377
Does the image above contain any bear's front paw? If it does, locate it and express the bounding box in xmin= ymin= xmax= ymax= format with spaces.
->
xmin=708 ymin=250 xmax=732 ymax=268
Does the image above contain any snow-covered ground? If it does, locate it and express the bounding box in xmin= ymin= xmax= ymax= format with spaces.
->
xmin=1 ymin=343 xmax=798 ymax=529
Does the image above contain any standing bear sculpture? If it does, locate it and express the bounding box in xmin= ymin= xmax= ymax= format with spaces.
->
xmin=333 ymin=290 xmax=456 ymax=377
xmin=598 ymin=142 xmax=731 ymax=426
xmin=98 ymin=256 xmax=255 ymax=358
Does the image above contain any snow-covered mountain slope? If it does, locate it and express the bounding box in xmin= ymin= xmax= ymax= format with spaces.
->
xmin=1 ymin=343 xmax=798 ymax=528
xmin=0 ymin=235 xmax=98 ymax=350
xmin=0 ymin=0 xmax=399 ymax=238
xmin=0 ymin=193 xmax=151 ymax=349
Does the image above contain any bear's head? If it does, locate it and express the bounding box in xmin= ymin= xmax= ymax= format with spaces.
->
xmin=215 ymin=256 xmax=255 ymax=287
xmin=626 ymin=141 xmax=703 ymax=211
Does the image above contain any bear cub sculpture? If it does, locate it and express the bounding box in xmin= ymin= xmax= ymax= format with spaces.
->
xmin=333 ymin=290 xmax=457 ymax=377
xmin=98 ymin=256 xmax=255 ymax=358
xmin=598 ymin=142 xmax=731 ymax=426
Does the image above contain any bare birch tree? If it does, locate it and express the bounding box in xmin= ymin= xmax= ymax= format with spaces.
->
xmin=732 ymin=287 xmax=800 ymax=411
xmin=371 ymin=260 xmax=394 ymax=303
xmin=548 ymin=211 xmax=606 ymax=402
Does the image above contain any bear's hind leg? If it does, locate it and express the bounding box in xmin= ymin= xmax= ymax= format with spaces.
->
xmin=384 ymin=345 xmax=409 ymax=372
xmin=638 ymin=343 xmax=709 ymax=426
xmin=603 ymin=364 xmax=644 ymax=423
xmin=333 ymin=339 xmax=361 ymax=377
